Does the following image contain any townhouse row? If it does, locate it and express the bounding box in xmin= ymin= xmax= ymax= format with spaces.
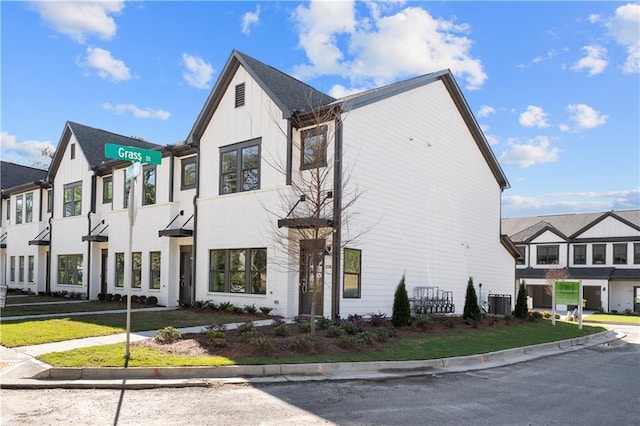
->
xmin=1 ymin=50 xmax=517 ymax=319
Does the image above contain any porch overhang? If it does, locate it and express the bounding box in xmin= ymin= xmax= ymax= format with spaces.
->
xmin=82 ymin=235 xmax=108 ymax=242
xmin=28 ymin=239 xmax=50 ymax=246
xmin=158 ymin=228 xmax=193 ymax=238
xmin=277 ymin=217 xmax=333 ymax=229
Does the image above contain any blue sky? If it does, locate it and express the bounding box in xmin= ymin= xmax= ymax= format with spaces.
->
xmin=1 ymin=1 xmax=638 ymax=218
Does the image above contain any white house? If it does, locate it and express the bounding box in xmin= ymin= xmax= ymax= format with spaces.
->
xmin=502 ymin=210 xmax=640 ymax=313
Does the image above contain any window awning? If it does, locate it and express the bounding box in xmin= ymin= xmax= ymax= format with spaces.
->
xmin=28 ymin=227 xmax=50 ymax=246
xmin=277 ymin=217 xmax=333 ymax=229
xmin=82 ymin=221 xmax=109 ymax=243
xmin=159 ymin=210 xmax=194 ymax=238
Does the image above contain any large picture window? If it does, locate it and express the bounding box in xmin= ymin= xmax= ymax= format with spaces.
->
xmin=536 ymin=245 xmax=559 ymax=265
xmin=220 ymin=139 xmax=260 ymax=195
xmin=63 ymin=182 xmax=82 ymax=217
xmin=58 ymin=254 xmax=83 ymax=285
xmin=149 ymin=252 xmax=161 ymax=289
xmin=573 ymin=245 xmax=586 ymax=265
xmin=115 ymin=253 xmax=125 ymax=287
xmin=209 ymin=248 xmax=266 ymax=294
xmin=142 ymin=166 xmax=156 ymax=205
xmin=343 ymin=248 xmax=362 ymax=298
xmin=592 ymin=244 xmax=606 ymax=265
xmin=301 ymin=126 xmax=327 ymax=170
xmin=181 ymin=157 xmax=197 ymax=190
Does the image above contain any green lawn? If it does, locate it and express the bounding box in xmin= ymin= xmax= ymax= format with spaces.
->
xmin=584 ymin=313 xmax=640 ymax=325
xmin=1 ymin=300 xmax=158 ymax=317
xmin=38 ymin=321 xmax=605 ymax=368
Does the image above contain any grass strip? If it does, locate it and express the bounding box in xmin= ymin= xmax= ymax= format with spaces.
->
xmin=1 ymin=301 xmax=157 ymax=317
xmin=583 ymin=314 xmax=640 ymax=325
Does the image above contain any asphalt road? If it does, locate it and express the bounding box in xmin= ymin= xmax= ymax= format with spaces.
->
xmin=1 ymin=324 xmax=638 ymax=426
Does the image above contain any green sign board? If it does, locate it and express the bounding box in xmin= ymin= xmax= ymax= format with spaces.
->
xmin=105 ymin=143 xmax=162 ymax=165
xmin=555 ymin=281 xmax=580 ymax=305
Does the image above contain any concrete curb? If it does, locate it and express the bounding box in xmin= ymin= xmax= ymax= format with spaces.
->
xmin=0 ymin=329 xmax=619 ymax=389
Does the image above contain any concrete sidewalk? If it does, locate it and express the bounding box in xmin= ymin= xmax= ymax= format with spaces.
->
xmin=0 ymin=318 xmax=621 ymax=389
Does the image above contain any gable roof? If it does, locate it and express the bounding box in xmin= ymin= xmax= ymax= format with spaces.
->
xmin=1 ymin=161 xmax=48 ymax=196
xmin=188 ymin=50 xmax=336 ymax=145
xmin=508 ymin=221 xmax=567 ymax=243
xmin=47 ymin=121 xmax=159 ymax=180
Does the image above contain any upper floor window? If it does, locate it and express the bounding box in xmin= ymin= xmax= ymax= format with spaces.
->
xmin=63 ymin=181 xmax=82 ymax=217
xmin=46 ymin=190 xmax=52 ymax=213
xmin=15 ymin=195 xmax=23 ymax=224
xmin=124 ymin=168 xmax=133 ymax=208
xmin=592 ymin=244 xmax=606 ymax=265
xmin=142 ymin=165 xmax=156 ymax=206
xmin=103 ymin=176 xmax=113 ymax=204
xmin=634 ymin=243 xmax=640 ymax=265
xmin=220 ymin=139 xmax=260 ymax=195
xmin=235 ymin=83 xmax=245 ymax=108
xmin=515 ymin=246 xmax=526 ymax=265
xmin=537 ymin=245 xmax=559 ymax=265
xmin=343 ymin=248 xmax=362 ymax=298
xmin=301 ymin=126 xmax=328 ymax=170
xmin=573 ymin=245 xmax=586 ymax=265
xmin=6 ymin=199 xmax=10 ymax=221
xmin=613 ymin=244 xmax=627 ymax=265
xmin=181 ymin=157 xmax=197 ymax=190
xmin=25 ymin=193 xmax=33 ymax=223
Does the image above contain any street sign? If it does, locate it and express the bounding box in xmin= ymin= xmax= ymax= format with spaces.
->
xmin=105 ymin=143 xmax=162 ymax=165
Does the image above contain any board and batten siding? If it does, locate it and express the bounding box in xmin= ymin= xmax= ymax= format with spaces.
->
xmin=339 ymin=79 xmax=514 ymax=316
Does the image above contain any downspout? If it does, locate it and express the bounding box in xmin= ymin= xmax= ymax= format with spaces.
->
xmin=191 ymin=143 xmax=200 ymax=305
xmin=286 ymin=120 xmax=293 ymax=185
xmin=168 ymin=149 xmax=175 ymax=203
xmin=331 ymin=110 xmax=344 ymax=320
xmin=86 ymin=175 xmax=97 ymax=300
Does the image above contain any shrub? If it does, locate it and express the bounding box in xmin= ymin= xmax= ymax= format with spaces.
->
xmin=237 ymin=321 xmax=255 ymax=336
xmin=121 ymin=295 xmax=127 ymax=304
xmin=273 ymin=324 xmax=290 ymax=337
xmin=97 ymin=293 xmax=105 ymax=301
xmin=347 ymin=314 xmax=366 ymax=330
xmin=233 ymin=306 xmax=244 ymax=314
xmin=207 ymin=330 xmax=228 ymax=348
xmin=130 ymin=295 xmax=139 ymax=304
xmin=529 ymin=311 xmax=543 ymax=320
xmin=297 ymin=322 xmax=311 ymax=333
xmin=463 ymin=277 xmax=481 ymax=323
xmin=113 ymin=294 xmax=122 ymax=302
xmin=340 ymin=321 xmax=359 ymax=335
xmin=514 ymin=280 xmax=528 ymax=319
xmin=316 ymin=316 xmax=332 ymax=330
xmin=146 ymin=296 xmax=158 ymax=305
xmin=289 ymin=335 xmax=317 ymax=352
xmin=192 ymin=300 xmax=205 ymax=309
xmin=155 ymin=326 xmax=182 ymax=344
xmin=441 ymin=318 xmax=454 ymax=329
xmin=374 ymin=327 xmax=395 ymax=342
xmin=244 ymin=304 xmax=257 ymax=314
xmin=325 ymin=325 xmax=346 ymax=338
xmin=259 ymin=306 xmax=273 ymax=315
xmin=541 ymin=311 xmax=552 ymax=319
xmin=368 ymin=312 xmax=388 ymax=327
xmin=415 ymin=316 xmax=432 ymax=329
xmin=218 ymin=301 xmax=234 ymax=311
xmin=249 ymin=333 xmax=274 ymax=353
xmin=392 ymin=275 xmax=412 ymax=327
xmin=356 ymin=331 xmax=376 ymax=346
xmin=337 ymin=335 xmax=357 ymax=349
xmin=138 ymin=295 xmax=147 ymax=304
xmin=106 ymin=293 xmax=114 ymax=302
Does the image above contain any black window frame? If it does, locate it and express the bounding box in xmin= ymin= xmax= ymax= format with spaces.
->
xmin=115 ymin=252 xmax=125 ymax=288
xmin=46 ymin=190 xmax=52 ymax=213
xmin=343 ymin=248 xmax=362 ymax=299
xmin=103 ymin=176 xmax=113 ymax=204
xmin=592 ymin=244 xmax=606 ymax=265
xmin=515 ymin=245 xmax=526 ymax=265
xmin=634 ymin=243 xmax=640 ymax=265
xmin=63 ymin=181 xmax=82 ymax=217
xmin=18 ymin=256 xmax=24 ymax=282
xmin=142 ymin=165 xmax=156 ymax=206
xmin=149 ymin=251 xmax=161 ymax=289
xmin=208 ymin=248 xmax=267 ymax=295
xmin=28 ymin=255 xmax=34 ymax=282
xmin=235 ymin=82 xmax=245 ymax=108
xmin=132 ymin=252 xmax=142 ymax=288
xmin=25 ymin=192 xmax=33 ymax=223
xmin=15 ymin=195 xmax=23 ymax=224
xmin=70 ymin=143 xmax=76 ymax=159
xmin=613 ymin=244 xmax=627 ymax=265
xmin=301 ymin=125 xmax=328 ymax=170
xmin=10 ymin=256 xmax=15 ymax=281
xmin=536 ymin=245 xmax=559 ymax=265
xmin=181 ymin=157 xmax=197 ymax=190
xmin=573 ymin=244 xmax=586 ymax=265
xmin=57 ymin=254 xmax=83 ymax=285
xmin=219 ymin=139 xmax=261 ymax=195
xmin=6 ymin=199 xmax=10 ymax=221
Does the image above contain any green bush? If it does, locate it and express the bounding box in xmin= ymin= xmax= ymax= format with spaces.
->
xmin=207 ymin=330 xmax=228 ymax=348
xmin=514 ymin=280 xmax=528 ymax=319
xmin=340 ymin=321 xmax=359 ymax=335
xmin=289 ymin=335 xmax=317 ymax=352
xmin=218 ymin=301 xmax=234 ymax=311
xmin=146 ymin=296 xmax=158 ymax=305
xmin=374 ymin=327 xmax=395 ymax=342
xmin=113 ymin=294 xmax=122 ymax=302
xmin=297 ymin=322 xmax=311 ymax=333
xmin=138 ymin=295 xmax=147 ymax=304
xmin=463 ymin=277 xmax=481 ymax=323
xmin=130 ymin=295 xmax=139 ymax=304
xmin=337 ymin=335 xmax=357 ymax=349
xmin=441 ymin=318 xmax=454 ymax=329
xmin=244 ymin=304 xmax=257 ymax=314
xmin=392 ymin=275 xmax=412 ymax=327
xmin=415 ymin=316 xmax=433 ymax=329
xmin=106 ymin=293 xmax=114 ymax=302
xmin=356 ymin=331 xmax=376 ymax=346
xmin=97 ymin=293 xmax=106 ymax=301
xmin=259 ymin=306 xmax=273 ymax=315
xmin=249 ymin=333 xmax=273 ymax=353
xmin=325 ymin=325 xmax=346 ymax=338
xmin=237 ymin=321 xmax=255 ymax=335
xmin=155 ymin=326 xmax=182 ymax=344
xmin=316 ymin=316 xmax=332 ymax=330
xmin=273 ymin=324 xmax=290 ymax=337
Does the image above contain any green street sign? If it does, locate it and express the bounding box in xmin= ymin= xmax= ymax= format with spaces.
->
xmin=555 ymin=281 xmax=580 ymax=305
xmin=105 ymin=143 xmax=162 ymax=165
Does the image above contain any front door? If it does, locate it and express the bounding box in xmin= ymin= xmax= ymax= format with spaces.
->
xmin=179 ymin=246 xmax=193 ymax=306
xmin=100 ymin=249 xmax=108 ymax=295
xmin=299 ymin=239 xmax=325 ymax=316
xmin=634 ymin=286 xmax=640 ymax=313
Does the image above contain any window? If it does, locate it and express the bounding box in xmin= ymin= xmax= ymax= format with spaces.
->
xmin=592 ymin=244 xmax=606 ymax=265
xmin=613 ymin=244 xmax=627 ymax=265
xmin=6 ymin=199 xmax=10 ymax=221
xmin=537 ymin=245 xmax=559 ymax=264
xmin=209 ymin=248 xmax=267 ymax=294
xmin=343 ymin=248 xmax=362 ymax=298
xmin=28 ymin=255 xmax=34 ymax=282
xmin=149 ymin=252 xmax=161 ymax=289
xmin=15 ymin=195 xmax=23 ymax=224
xmin=301 ymin=126 xmax=327 ymax=170
xmin=573 ymin=245 xmax=586 ymax=265
xmin=220 ymin=139 xmax=260 ymax=195
xmin=103 ymin=176 xmax=113 ymax=203
xmin=70 ymin=143 xmax=76 ymax=159
xmin=10 ymin=256 xmax=15 ymax=281
xmin=63 ymin=182 xmax=82 ymax=217
xmin=235 ymin=83 xmax=245 ymax=108
xmin=515 ymin=246 xmax=526 ymax=265
xmin=25 ymin=193 xmax=33 ymax=223
xmin=142 ymin=165 xmax=156 ymax=205
xmin=115 ymin=253 xmax=124 ymax=287
xmin=47 ymin=190 xmax=52 ymax=213
xmin=132 ymin=252 xmax=142 ymax=288
xmin=124 ymin=170 xmax=131 ymax=208
xmin=58 ymin=254 xmax=83 ymax=285
xmin=18 ymin=256 xmax=24 ymax=282
xmin=181 ymin=157 xmax=197 ymax=190
xmin=635 ymin=243 xmax=640 ymax=265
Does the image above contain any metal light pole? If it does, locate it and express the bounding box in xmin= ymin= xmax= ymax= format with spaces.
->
xmin=125 ymin=166 xmax=138 ymax=360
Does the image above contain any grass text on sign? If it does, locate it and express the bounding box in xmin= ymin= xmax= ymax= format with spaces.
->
xmin=105 ymin=143 xmax=162 ymax=165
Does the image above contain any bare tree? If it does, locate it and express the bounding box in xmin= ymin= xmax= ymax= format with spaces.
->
xmin=545 ymin=267 xmax=569 ymax=297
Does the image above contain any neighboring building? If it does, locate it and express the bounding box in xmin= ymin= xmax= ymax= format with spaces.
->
xmin=1 ymin=161 xmax=48 ymax=293
xmin=502 ymin=210 xmax=640 ymax=313
xmin=2 ymin=50 xmax=516 ymax=318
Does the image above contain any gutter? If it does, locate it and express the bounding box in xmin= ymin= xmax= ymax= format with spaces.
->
xmin=331 ymin=109 xmax=344 ymax=320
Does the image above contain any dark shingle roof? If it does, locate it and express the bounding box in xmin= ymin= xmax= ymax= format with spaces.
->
xmin=1 ymin=161 xmax=47 ymax=191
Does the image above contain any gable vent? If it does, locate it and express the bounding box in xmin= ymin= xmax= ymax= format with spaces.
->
xmin=235 ymin=83 xmax=245 ymax=108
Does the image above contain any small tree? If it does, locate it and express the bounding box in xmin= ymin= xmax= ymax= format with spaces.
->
xmin=392 ymin=275 xmax=412 ymax=327
xmin=514 ymin=280 xmax=528 ymax=319
xmin=463 ymin=276 xmax=481 ymax=322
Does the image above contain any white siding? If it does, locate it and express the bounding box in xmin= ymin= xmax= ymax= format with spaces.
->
xmin=578 ymin=216 xmax=640 ymax=239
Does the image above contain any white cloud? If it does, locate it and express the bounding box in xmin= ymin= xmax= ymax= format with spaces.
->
xmin=102 ymin=103 xmax=170 ymax=120
xmin=1 ymin=131 xmax=56 ymax=167
xmin=31 ymin=1 xmax=124 ymax=44
xmin=81 ymin=47 xmax=131 ymax=82
xmin=571 ymin=45 xmax=608 ymax=76
xmin=500 ymin=136 xmax=560 ymax=168
xmin=503 ymin=188 xmax=640 ymax=215
xmin=478 ymin=105 xmax=495 ymax=118
xmin=567 ymin=103 xmax=608 ymax=129
xmin=291 ymin=1 xmax=487 ymax=91
xmin=519 ymin=105 xmax=549 ymax=128
xmin=606 ymin=3 xmax=640 ymax=74
xmin=588 ymin=14 xmax=601 ymax=24
xmin=182 ymin=53 xmax=214 ymax=89
xmin=241 ymin=5 xmax=260 ymax=35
